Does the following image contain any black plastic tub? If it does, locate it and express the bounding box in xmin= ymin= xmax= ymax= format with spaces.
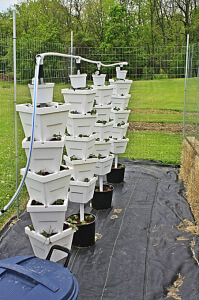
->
xmin=107 ymin=164 xmax=125 ymax=183
xmin=70 ymin=213 xmax=96 ymax=248
xmin=92 ymin=184 xmax=113 ymax=209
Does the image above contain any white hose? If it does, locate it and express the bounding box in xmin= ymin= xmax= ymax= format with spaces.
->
xmin=0 ymin=56 xmax=41 ymax=216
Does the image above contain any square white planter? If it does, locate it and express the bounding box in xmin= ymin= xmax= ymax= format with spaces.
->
xmin=112 ymin=123 xmax=129 ymax=139
xmin=27 ymin=198 xmax=68 ymax=234
xmin=95 ymin=104 xmax=112 ymax=122
xmin=64 ymin=155 xmax=98 ymax=181
xmin=93 ymin=140 xmax=112 ymax=157
xmin=16 ymin=103 xmax=70 ymax=141
xmin=94 ymin=155 xmax=114 ymax=176
xmin=116 ymin=70 xmax=128 ymax=80
xmin=92 ymin=85 xmax=113 ymax=105
xmin=67 ymin=113 xmax=97 ymax=137
xmin=69 ymin=176 xmax=97 ymax=203
xmin=111 ymin=94 xmax=130 ymax=110
xmin=28 ymin=83 xmax=55 ymax=104
xmin=61 ymin=89 xmax=96 ymax=114
xmin=94 ymin=121 xmax=114 ymax=140
xmin=92 ymin=74 xmax=106 ymax=86
xmin=20 ymin=165 xmax=71 ymax=205
xmin=22 ymin=137 xmax=64 ymax=173
xmin=110 ymin=109 xmax=131 ymax=124
xmin=69 ymin=74 xmax=87 ymax=89
xmin=109 ymin=79 xmax=132 ymax=96
xmin=25 ymin=224 xmax=75 ymax=262
xmin=111 ymin=138 xmax=129 ymax=154
xmin=65 ymin=135 xmax=95 ymax=160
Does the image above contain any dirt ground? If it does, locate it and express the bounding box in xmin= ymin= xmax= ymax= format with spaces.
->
xmin=129 ymin=110 xmax=195 ymax=134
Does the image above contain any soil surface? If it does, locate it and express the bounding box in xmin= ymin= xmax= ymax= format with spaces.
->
xmin=129 ymin=109 xmax=196 ymax=134
xmin=129 ymin=122 xmax=196 ymax=135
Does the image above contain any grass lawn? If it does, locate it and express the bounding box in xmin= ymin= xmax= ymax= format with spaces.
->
xmin=0 ymin=78 xmax=184 ymax=229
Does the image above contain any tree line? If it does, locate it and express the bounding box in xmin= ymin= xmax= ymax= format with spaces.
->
xmin=0 ymin=0 xmax=198 ymax=48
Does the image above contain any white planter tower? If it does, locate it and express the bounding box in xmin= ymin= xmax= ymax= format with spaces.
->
xmin=17 ymin=80 xmax=75 ymax=262
xmin=63 ymin=73 xmax=98 ymax=221
xmin=109 ymin=68 xmax=132 ymax=169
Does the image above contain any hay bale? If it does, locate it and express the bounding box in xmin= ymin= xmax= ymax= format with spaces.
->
xmin=187 ymin=155 xmax=199 ymax=225
xmin=179 ymin=137 xmax=195 ymax=185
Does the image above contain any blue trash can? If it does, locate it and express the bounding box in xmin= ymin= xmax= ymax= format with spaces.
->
xmin=0 ymin=246 xmax=78 ymax=300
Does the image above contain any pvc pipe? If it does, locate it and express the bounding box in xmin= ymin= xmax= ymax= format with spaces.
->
xmin=115 ymin=154 xmax=118 ymax=169
xmin=80 ymin=204 xmax=84 ymax=222
xmin=70 ymin=31 xmax=73 ymax=75
xmin=182 ymin=34 xmax=189 ymax=140
xmin=99 ymin=175 xmax=103 ymax=192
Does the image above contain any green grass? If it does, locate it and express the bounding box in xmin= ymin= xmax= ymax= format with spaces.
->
xmin=121 ymin=131 xmax=182 ymax=165
xmin=128 ymin=112 xmax=183 ymax=123
xmin=128 ymin=78 xmax=185 ymax=111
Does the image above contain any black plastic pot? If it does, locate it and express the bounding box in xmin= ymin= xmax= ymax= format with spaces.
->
xmin=107 ymin=164 xmax=125 ymax=183
xmin=92 ymin=184 xmax=113 ymax=210
xmin=71 ymin=213 xmax=96 ymax=248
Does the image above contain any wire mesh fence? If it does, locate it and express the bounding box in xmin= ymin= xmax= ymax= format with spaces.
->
xmin=0 ymin=35 xmax=189 ymax=229
xmin=179 ymin=43 xmax=199 ymax=224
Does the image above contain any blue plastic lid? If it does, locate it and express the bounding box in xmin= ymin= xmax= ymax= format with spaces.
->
xmin=0 ymin=256 xmax=78 ymax=300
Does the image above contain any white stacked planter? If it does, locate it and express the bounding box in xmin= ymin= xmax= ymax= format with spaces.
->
xmin=17 ymin=83 xmax=75 ymax=262
xmin=109 ymin=71 xmax=132 ymax=162
xmin=62 ymin=77 xmax=98 ymax=219
xmin=91 ymin=76 xmax=114 ymax=187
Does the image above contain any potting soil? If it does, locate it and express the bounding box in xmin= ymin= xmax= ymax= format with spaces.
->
xmin=0 ymin=159 xmax=199 ymax=299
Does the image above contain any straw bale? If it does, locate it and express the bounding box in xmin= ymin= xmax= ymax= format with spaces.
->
xmin=187 ymin=155 xmax=199 ymax=224
xmin=179 ymin=137 xmax=195 ymax=185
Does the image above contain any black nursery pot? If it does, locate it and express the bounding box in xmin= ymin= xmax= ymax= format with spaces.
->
xmin=72 ymin=213 xmax=96 ymax=248
xmin=107 ymin=164 xmax=125 ymax=183
xmin=92 ymin=184 xmax=113 ymax=210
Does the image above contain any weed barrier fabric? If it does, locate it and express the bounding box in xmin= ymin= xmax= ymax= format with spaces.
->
xmin=0 ymin=160 xmax=199 ymax=299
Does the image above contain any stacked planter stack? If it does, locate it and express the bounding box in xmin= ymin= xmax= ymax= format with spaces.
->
xmin=107 ymin=70 xmax=132 ymax=183
xmin=61 ymin=74 xmax=98 ymax=217
xmin=90 ymin=74 xmax=114 ymax=209
xmin=16 ymin=82 xmax=75 ymax=262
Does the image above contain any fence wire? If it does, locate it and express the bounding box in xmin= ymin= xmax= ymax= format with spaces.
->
xmin=0 ymin=35 xmax=189 ymax=229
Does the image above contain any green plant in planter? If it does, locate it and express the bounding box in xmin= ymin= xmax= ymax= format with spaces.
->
xmin=52 ymin=199 xmax=64 ymax=205
xmin=84 ymin=178 xmax=90 ymax=182
xmin=29 ymin=224 xmax=34 ymax=231
xmin=98 ymin=153 xmax=105 ymax=159
xmin=93 ymin=100 xmax=97 ymax=107
xmin=79 ymin=134 xmax=89 ymax=138
xmin=88 ymin=109 xmax=97 ymax=115
xmin=52 ymin=133 xmax=62 ymax=141
xmin=89 ymin=154 xmax=97 ymax=159
xmin=37 ymin=170 xmax=51 ymax=176
xmin=70 ymin=177 xmax=75 ymax=181
xmin=117 ymin=121 xmax=125 ymax=127
xmin=96 ymin=120 xmax=107 ymax=125
xmin=122 ymin=136 xmax=126 ymax=139
xmin=113 ymin=107 xmax=120 ymax=111
xmin=65 ymin=128 xmax=71 ymax=136
xmin=70 ymin=110 xmax=80 ymax=114
xmin=109 ymin=118 xmax=114 ymax=122
xmin=104 ymin=138 xmax=110 ymax=142
xmin=70 ymin=155 xmax=80 ymax=161
xmin=96 ymin=138 xmax=100 ymax=141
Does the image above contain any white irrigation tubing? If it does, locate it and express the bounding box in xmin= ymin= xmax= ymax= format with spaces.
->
xmin=37 ymin=52 xmax=128 ymax=68
xmin=0 ymin=56 xmax=41 ymax=217
xmin=0 ymin=52 xmax=127 ymax=217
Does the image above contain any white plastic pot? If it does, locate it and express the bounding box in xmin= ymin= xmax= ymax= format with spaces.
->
xmin=116 ymin=70 xmax=128 ymax=80
xmin=27 ymin=198 xmax=68 ymax=234
xmin=16 ymin=103 xmax=70 ymax=141
xmin=22 ymin=137 xmax=64 ymax=173
xmin=111 ymin=94 xmax=130 ymax=110
xmin=28 ymin=83 xmax=55 ymax=104
xmin=112 ymin=123 xmax=129 ymax=139
xmin=92 ymin=85 xmax=113 ymax=105
xmin=25 ymin=224 xmax=75 ymax=262
xmin=61 ymin=89 xmax=96 ymax=114
xmin=94 ymin=154 xmax=114 ymax=176
xmin=110 ymin=109 xmax=131 ymax=124
xmin=92 ymin=74 xmax=106 ymax=86
xmin=109 ymin=79 xmax=132 ymax=96
xmin=67 ymin=113 xmax=97 ymax=137
xmin=20 ymin=165 xmax=71 ymax=206
xmin=65 ymin=135 xmax=95 ymax=160
xmin=93 ymin=140 xmax=112 ymax=157
xmin=94 ymin=121 xmax=114 ymax=141
xmin=69 ymin=74 xmax=87 ymax=89
xmin=111 ymin=138 xmax=129 ymax=154
xmin=69 ymin=176 xmax=97 ymax=203
xmin=64 ymin=155 xmax=98 ymax=181
xmin=94 ymin=104 xmax=112 ymax=122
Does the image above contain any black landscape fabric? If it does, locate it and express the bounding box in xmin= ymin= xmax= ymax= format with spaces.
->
xmin=0 ymin=159 xmax=199 ymax=300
